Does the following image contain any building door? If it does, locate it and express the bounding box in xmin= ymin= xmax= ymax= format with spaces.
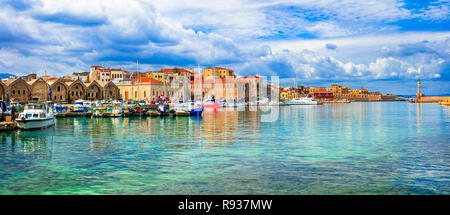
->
xmin=125 ymin=91 xmax=129 ymax=100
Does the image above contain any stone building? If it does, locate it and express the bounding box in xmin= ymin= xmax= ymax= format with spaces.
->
xmin=49 ymin=78 xmax=69 ymax=102
xmin=0 ymin=81 xmax=7 ymax=100
xmin=67 ymin=79 xmax=87 ymax=101
xmin=103 ymin=82 xmax=121 ymax=100
xmin=6 ymin=78 xmax=31 ymax=103
xmin=72 ymin=72 xmax=90 ymax=82
xmin=21 ymin=73 xmax=37 ymax=82
xmin=86 ymin=81 xmax=103 ymax=100
xmin=89 ymin=66 xmax=103 ymax=82
xmin=30 ymin=78 xmax=50 ymax=100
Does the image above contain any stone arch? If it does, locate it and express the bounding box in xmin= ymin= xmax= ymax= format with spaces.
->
xmin=30 ymin=78 xmax=50 ymax=101
xmin=7 ymin=78 xmax=31 ymax=103
xmin=68 ymin=80 xmax=86 ymax=102
xmin=50 ymin=78 xmax=69 ymax=103
xmin=103 ymin=81 xmax=121 ymax=100
xmin=0 ymin=81 xmax=7 ymax=101
xmin=86 ymin=81 xmax=103 ymax=100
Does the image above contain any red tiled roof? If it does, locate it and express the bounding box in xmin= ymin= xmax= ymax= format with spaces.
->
xmin=161 ymin=68 xmax=192 ymax=73
xmin=110 ymin=69 xmax=122 ymax=71
xmin=90 ymin=65 xmax=102 ymax=68
xmin=131 ymin=77 xmax=163 ymax=83
xmin=205 ymin=67 xmax=234 ymax=71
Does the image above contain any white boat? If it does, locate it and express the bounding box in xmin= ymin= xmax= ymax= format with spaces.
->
xmin=16 ymin=103 xmax=55 ymax=130
xmin=108 ymin=101 xmax=124 ymax=117
xmin=284 ymin=97 xmax=320 ymax=105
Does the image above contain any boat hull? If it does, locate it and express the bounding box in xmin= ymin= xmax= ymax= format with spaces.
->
xmin=17 ymin=117 xmax=55 ymax=130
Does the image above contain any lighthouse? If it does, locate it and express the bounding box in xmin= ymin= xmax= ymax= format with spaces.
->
xmin=416 ymin=79 xmax=422 ymax=101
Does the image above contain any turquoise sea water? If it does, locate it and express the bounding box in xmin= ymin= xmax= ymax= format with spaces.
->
xmin=0 ymin=102 xmax=448 ymax=194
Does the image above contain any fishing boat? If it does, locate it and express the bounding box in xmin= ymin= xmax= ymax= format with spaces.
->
xmin=72 ymin=99 xmax=87 ymax=112
xmin=16 ymin=103 xmax=55 ymax=130
xmin=189 ymin=102 xmax=204 ymax=116
xmin=54 ymin=103 xmax=68 ymax=113
xmin=92 ymin=106 xmax=106 ymax=117
xmin=106 ymin=101 xmax=124 ymax=117
xmin=157 ymin=104 xmax=170 ymax=116
xmin=284 ymin=97 xmax=321 ymax=105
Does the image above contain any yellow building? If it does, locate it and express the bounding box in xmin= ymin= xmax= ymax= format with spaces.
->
xmin=352 ymin=88 xmax=369 ymax=95
xmin=110 ymin=69 xmax=129 ymax=80
xmin=147 ymin=71 xmax=164 ymax=82
xmin=203 ymin=67 xmax=235 ymax=79
xmin=116 ymin=77 xmax=168 ymax=101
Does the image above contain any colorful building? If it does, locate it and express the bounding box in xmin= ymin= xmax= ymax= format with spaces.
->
xmin=203 ymin=67 xmax=235 ymax=79
xmin=116 ymin=77 xmax=167 ymax=101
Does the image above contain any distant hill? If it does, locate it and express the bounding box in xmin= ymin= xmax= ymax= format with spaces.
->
xmin=0 ymin=73 xmax=16 ymax=79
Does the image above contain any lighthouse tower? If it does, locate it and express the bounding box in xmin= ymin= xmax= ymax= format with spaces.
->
xmin=416 ymin=79 xmax=422 ymax=101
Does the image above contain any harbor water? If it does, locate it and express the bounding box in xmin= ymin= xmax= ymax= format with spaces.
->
xmin=0 ymin=102 xmax=448 ymax=194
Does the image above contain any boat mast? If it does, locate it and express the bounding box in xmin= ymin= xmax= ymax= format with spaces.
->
xmin=137 ymin=57 xmax=140 ymax=101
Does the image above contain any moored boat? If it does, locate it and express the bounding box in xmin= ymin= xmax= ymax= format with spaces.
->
xmin=72 ymin=99 xmax=87 ymax=112
xmin=16 ymin=103 xmax=55 ymax=130
xmin=189 ymin=102 xmax=204 ymax=116
xmin=284 ymin=97 xmax=321 ymax=105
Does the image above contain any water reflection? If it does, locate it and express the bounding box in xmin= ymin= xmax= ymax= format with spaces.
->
xmin=0 ymin=128 xmax=55 ymax=159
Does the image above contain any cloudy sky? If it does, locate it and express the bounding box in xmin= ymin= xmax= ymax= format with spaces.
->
xmin=0 ymin=0 xmax=449 ymax=95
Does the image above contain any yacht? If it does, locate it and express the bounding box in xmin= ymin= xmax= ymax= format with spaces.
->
xmin=284 ymin=97 xmax=320 ymax=105
xmin=16 ymin=103 xmax=55 ymax=130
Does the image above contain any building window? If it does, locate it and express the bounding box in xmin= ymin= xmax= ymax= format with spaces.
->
xmin=57 ymin=86 xmax=61 ymax=92
xmin=12 ymin=90 xmax=15 ymax=94
xmin=23 ymin=90 xmax=25 ymax=94
xmin=18 ymin=90 xmax=20 ymax=95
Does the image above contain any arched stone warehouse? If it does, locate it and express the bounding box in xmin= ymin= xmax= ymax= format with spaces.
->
xmin=103 ymin=81 xmax=121 ymax=100
xmin=68 ymin=80 xmax=86 ymax=102
xmin=0 ymin=82 xmax=7 ymax=101
xmin=7 ymin=78 xmax=31 ymax=103
xmin=30 ymin=78 xmax=50 ymax=101
xmin=86 ymin=81 xmax=103 ymax=100
xmin=50 ymin=79 xmax=69 ymax=103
